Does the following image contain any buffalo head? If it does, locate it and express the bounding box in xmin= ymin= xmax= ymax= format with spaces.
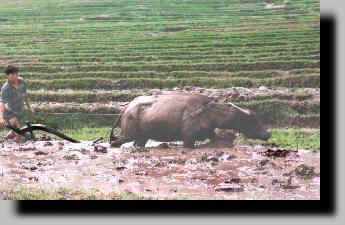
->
xmin=235 ymin=110 xmax=271 ymax=141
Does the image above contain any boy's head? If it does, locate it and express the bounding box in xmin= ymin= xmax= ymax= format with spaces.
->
xmin=4 ymin=65 xmax=19 ymax=75
xmin=4 ymin=66 xmax=19 ymax=83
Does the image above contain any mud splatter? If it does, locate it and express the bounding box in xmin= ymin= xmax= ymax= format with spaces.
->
xmin=0 ymin=139 xmax=320 ymax=199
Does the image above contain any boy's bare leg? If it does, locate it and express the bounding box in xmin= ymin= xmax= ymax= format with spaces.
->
xmin=5 ymin=117 xmax=22 ymax=141
xmin=5 ymin=130 xmax=16 ymax=139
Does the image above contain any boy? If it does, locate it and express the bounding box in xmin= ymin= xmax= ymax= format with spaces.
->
xmin=0 ymin=65 xmax=34 ymax=142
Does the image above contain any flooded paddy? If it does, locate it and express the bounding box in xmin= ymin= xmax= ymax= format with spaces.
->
xmin=0 ymin=138 xmax=320 ymax=200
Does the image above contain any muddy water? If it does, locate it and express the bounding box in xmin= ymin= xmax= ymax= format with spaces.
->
xmin=0 ymin=139 xmax=320 ymax=200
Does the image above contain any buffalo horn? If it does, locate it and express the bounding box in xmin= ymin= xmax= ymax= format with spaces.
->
xmin=227 ymin=102 xmax=251 ymax=115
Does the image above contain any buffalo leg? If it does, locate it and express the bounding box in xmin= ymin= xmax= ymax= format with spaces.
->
xmin=182 ymin=135 xmax=195 ymax=148
xmin=134 ymin=137 xmax=148 ymax=148
xmin=208 ymin=130 xmax=217 ymax=143
xmin=183 ymin=140 xmax=195 ymax=148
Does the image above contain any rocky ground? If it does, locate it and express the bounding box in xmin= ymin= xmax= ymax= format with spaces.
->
xmin=0 ymin=134 xmax=320 ymax=200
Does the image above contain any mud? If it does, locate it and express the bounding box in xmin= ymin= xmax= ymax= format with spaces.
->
xmin=0 ymin=138 xmax=320 ymax=200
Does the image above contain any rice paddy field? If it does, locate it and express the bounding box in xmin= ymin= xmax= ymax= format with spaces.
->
xmin=0 ymin=0 xmax=320 ymax=200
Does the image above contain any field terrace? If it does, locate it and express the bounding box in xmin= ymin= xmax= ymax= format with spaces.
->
xmin=0 ymin=0 xmax=320 ymax=140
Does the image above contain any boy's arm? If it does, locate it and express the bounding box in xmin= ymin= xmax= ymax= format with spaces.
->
xmin=0 ymin=94 xmax=6 ymax=126
xmin=24 ymin=94 xmax=34 ymax=113
xmin=22 ymin=80 xmax=33 ymax=113
xmin=0 ymin=101 xmax=5 ymax=119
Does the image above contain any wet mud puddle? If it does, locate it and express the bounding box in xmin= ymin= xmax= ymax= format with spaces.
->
xmin=0 ymin=139 xmax=320 ymax=199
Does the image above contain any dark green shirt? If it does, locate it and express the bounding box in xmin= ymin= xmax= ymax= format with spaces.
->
xmin=0 ymin=77 xmax=27 ymax=115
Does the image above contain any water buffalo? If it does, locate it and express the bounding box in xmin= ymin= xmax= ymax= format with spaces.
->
xmin=110 ymin=92 xmax=271 ymax=148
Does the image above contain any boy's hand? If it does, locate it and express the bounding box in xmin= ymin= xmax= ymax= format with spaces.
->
xmin=0 ymin=117 xmax=6 ymax=127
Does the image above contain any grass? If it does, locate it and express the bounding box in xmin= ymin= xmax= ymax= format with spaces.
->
xmin=0 ymin=0 xmax=320 ymax=75
xmin=63 ymin=126 xmax=110 ymax=141
xmin=235 ymin=128 xmax=320 ymax=151
xmin=268 ymin=128 xmax=320 ymax=151
xmin=0 ymin=184 xmax=208 ymax=200
xmin=0 ymin=184 xmax=156 ymax=200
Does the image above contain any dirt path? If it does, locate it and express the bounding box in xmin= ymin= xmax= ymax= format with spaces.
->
xmin=0 ymin=138 xmax=319 ymax=200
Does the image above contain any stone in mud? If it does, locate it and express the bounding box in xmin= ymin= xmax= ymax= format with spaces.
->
xmin=34 ymin=151 xmax=48 ymax=156
xmin=260 ymin=148 xmax=293 ymax=158
xmin=279 ymin=176 xmax=300 ymax=190
xmin=118 ymin=179 xmax=125 ymax=184
xmin=250 ymin=178 xmax=258 ymax=183
xmin=16 ymin=146 xmax=36 ymax=152
xmin=280 ymin=184 xmax=300 ymax=190
xmin=201 ymin=153 xmax=221 ymax=163
xmin=200 ymin=153 xmax=209 ymax=162
xmin=215 ymin=151 xmax=225 ymax=157
xmin=258 ymin=159 xmax=270 ymax=168
xmin=168 ymin=158 xmax=186 ymax=165
xmin=135 ymin=170 xmax=148 ymax=176
xmin=21 ymin=165 xmax=38 ymax=171
xmin=39 ymin=135 xmax=52 ymax=141
xmin=63 ymin=154 xmax=80 ymax=160
xmin=37 ymin=159 xmax=53 ymax=167
xmin=215 ymin=183 xmax=244 ymax=192
xmin=94 ymin=145 xmax=107 ymax=153
xmin=228 ymin=178 xmax=241 ymax=184
xmin=272 ymin=178 xmax=285 ymax=185
xmin=294 ymin=164 xmax=317 ymax=179
xmin=90 ymin=154 xmax=98 ymax=160
xmin=115 ymin=166 xmax=127 ymax=171
xmin=58 ymin=141 xmax=64 ymax=150
xmin=154 ymin=162 xmax=167 ymax=168
xmin=28 ymin=176 xmax=39 ymax=182
xmin=43 ymin=141 xmax=53 ymax=147
xmin=80 ymin=148 xmax=90 ymax=154
xmin=226 ymin=155 xmax=237 ymax=160
xmin=169 ymin=187 xmax=178 ymax=193
xmin=254 ymin=170 xmax=268 ymax=175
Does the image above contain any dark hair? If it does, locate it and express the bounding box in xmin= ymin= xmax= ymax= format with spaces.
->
xmin=4 ymin=65 xmax=19 ymax=75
